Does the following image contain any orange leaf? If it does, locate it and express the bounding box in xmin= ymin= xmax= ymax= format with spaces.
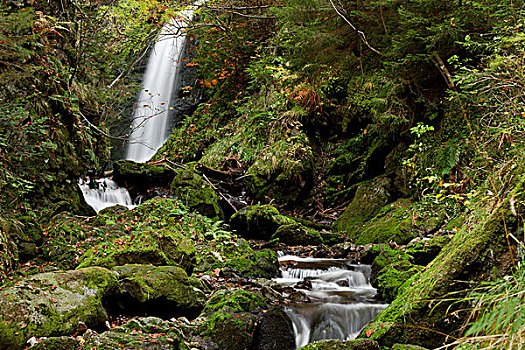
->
xmin=365 ymin=329 xmax=374 ymax=337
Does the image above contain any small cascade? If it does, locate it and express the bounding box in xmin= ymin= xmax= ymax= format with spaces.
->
xmin=79 ymin=177 xmax=136 ymax=213
xmin=276 ymin=254 xmax=388 ymax=348
xmin=125 ymin=7 xmax=197 ymax=163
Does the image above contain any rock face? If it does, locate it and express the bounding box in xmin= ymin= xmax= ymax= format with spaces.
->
xmin=113 ymin=264 xmax=207 ymax=318
xmin=170 ymin=166 xmax=221 ymax=219
xmin=0 ymin=267 xmax=119 ymax=350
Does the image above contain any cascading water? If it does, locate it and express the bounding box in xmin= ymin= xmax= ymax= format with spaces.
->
xmin=79 ymin=177 xmax=135 ymax=213
xmin=125 ymin=7 xmax=197 ymax=163
xmin=276 ymin=254 xmax=388 ymax=348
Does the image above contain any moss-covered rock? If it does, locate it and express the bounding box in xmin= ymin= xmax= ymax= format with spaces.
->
xmin=0 ymin=267 xmax=118 ymax=350
xmin=77 ymin=228 xmax=196 ymax=272
xmin=197 ymin=288 xmax=269 ymax=350
xmin=113 ymin=159 xmax=175 ymax=189
xmin=298 ymin=339 xmax=380 ymax=350
xmin=81 ymin=317 xmax=186 ymax=350
xmin=360 ymin=183 xmax=522 ymax=348
xmin=229 ymin=204 xmax=293 ymax=240
xmin=170 ymin=165 xmax=221 ymax=219
xmin=335 ymin=176 xmax=393 ymax=237
xmin=0 ymin=217 xmax=19 ymax=277
xmin=272 ymin=222 xmax=323 ymax=246
xmin=376 ymin=260 xmax=423 ymax=303
xmin=113 ymin=265 xmax=206 ymax=318
xmin=194 ymin=238 xmax=279 ymax=279
xmin=404 ymin=235 xmax=452 ymax=266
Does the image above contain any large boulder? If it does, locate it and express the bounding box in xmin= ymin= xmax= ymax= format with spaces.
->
xmin=113 ymin=265 xmax=206 ymax=318
xmin=77 ymin=228 xmax=196 ymax=273
xmin=170 ymin=166 xmax=221 ymax=219
xmin=251 ymin=306 xmax=295 ymax=350
xmin=0 ymin=267 xmax=119 ymax=350
xmin=272 ymin=222 xmax=323 ymax=246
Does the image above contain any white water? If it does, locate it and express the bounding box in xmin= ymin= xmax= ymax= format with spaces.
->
xmin=276 ymin=254 xmax=388 ymax=348
xmin=125 ymin=7 xmax=197 ymax=163
xmin=79 ymin=178 xmax=135 ymax=213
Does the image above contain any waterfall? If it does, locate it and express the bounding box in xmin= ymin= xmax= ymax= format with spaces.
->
xmin=125 ymin=6 xmax=197 ymax=163
xmin=276 ymin=254 xmax=388 ymax=348
xmin=79 ymin=178 xmax=135 ymax=213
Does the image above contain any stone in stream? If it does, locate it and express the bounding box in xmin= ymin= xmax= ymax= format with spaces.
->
xmin=0 ymin=267 xmax=118 ymax=350
xmin=251 ymin=306 xmax=295 ymax=350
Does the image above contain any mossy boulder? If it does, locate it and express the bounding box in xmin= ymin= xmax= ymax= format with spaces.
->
xmin=0 ymin=267 xmax=119 ymax=350
xmin=194 ymin=238 xmax=279 ymax=279
xmin=113 ymin=265 xmax=206 ymax=318
xmin=376 ymin=260 xmax=423 ymax=303
xmin=112 ymin=159 xmax=175 ymax=190
xmin=170 ymin=166 xmax=221 ymax=219
xmin=335 ymin=176 xmax=393 ymax=237
xmin=197 ymin=288 xmax=269 ymax=350
xmin=338 ymin=193 xmax=445 ymax=245
xmin=77 ymin=228 xmax=196 ymax=272
xmin=81 ymin=317 xmax=186 ymax=349
xmin=298 ymin=339 xmax=380 ymax=350
xmin=405 ymin=235 xmax=452 ymax=266
xmin=272 ymin=222 xmax=323 ymax=246
xmin=229 ymin=204 xmax=293 ymax=240
xmin=0 ymin=217 xmax=19 ymax=277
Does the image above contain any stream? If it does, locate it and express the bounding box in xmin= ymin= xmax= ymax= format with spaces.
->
xmin=276 ymin=253 xmax=388 ymax=348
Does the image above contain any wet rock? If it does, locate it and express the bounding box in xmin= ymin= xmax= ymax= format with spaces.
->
xmin=298 ymin=339 xmax=380 ymax=350
xmin=170 ymin=165 xmax=221 ymax=219
xmin=113 ymin=265 xmax=206 ymax=318
xmin=0 ymin=267 xmax=118 ymax=350
xmin=251 ymin=306 xmax=295 ymax=350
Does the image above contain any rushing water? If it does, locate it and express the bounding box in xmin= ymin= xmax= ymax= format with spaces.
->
xmin=79 ymin=177 xmax=135 ymax=213
xmin=125 ymin=8 xmax=197 ymax=163
xmin=276 ymin=254 xmax=388 ymax=348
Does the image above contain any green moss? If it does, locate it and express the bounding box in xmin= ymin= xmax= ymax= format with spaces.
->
xmin=114 ymin=265 xmax=206 ymax=311
xmin=170 ymin=165 xmax=221 ymax=219
xmin=30 ymin=336 xmax=80 ymax=350
xmin=0 ymin=217 xmax=19 ymax=277
xmin=376 ymin=261 xmax=423 ymax=303
xmin=0 ymin=267 xmax=118 ymax=350
xmin=77 ymin=228 xmax=196 ymax=272
xmin=229 ymin=204 xmax=293 ymax=240
xmin=272 ymin=222 xmax=323 ymax=246
xmin=113 ymin=159 xmax=174 ymax=187
xmin=204 ymin=288 xmax=268 ymax=314
xmin=391 ymin=344 xmax=429 ymax=350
